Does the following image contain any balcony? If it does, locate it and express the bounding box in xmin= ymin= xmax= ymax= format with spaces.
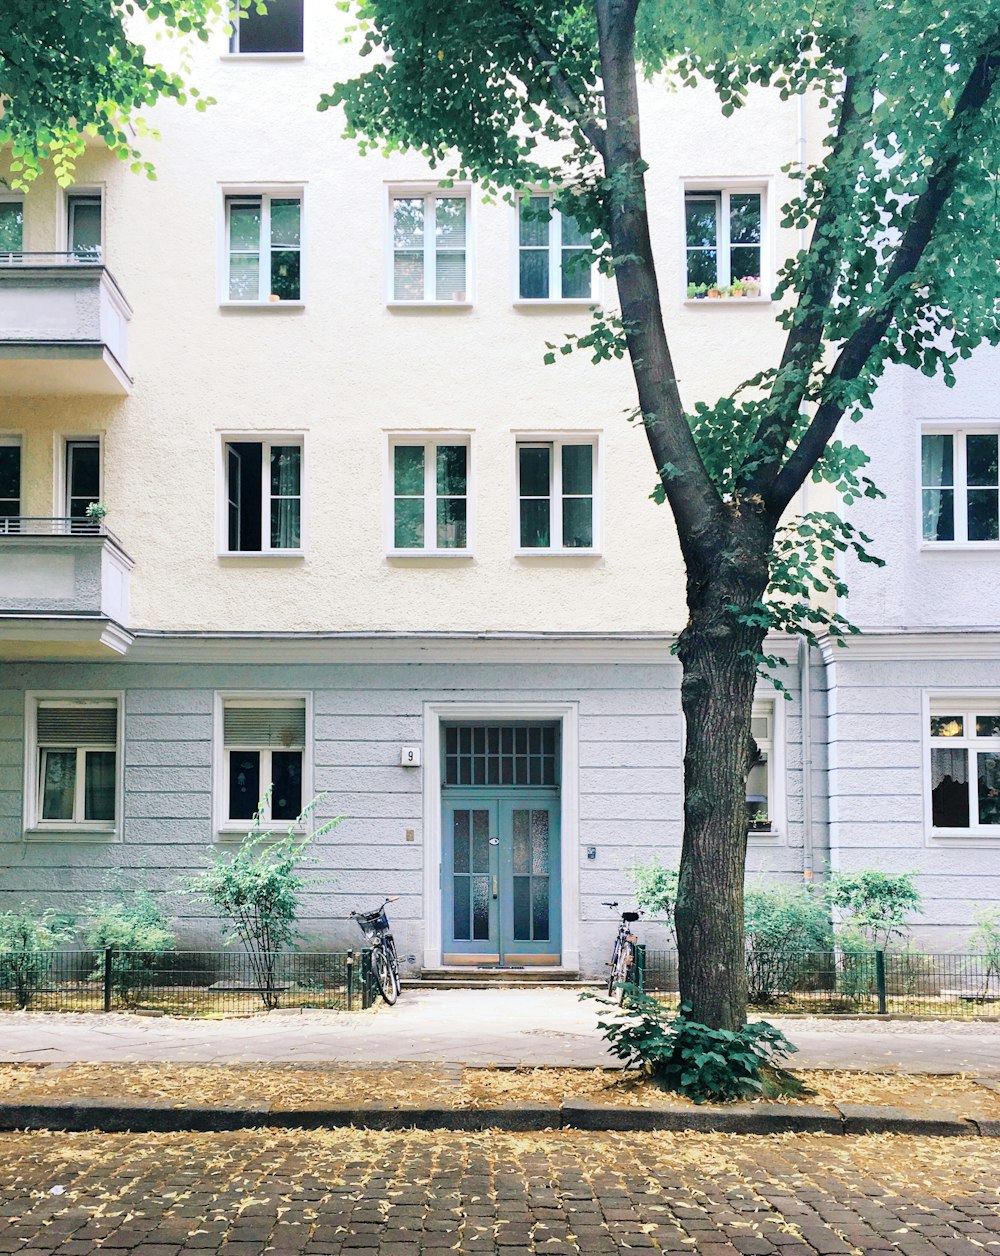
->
xmin=0 ymin=254 xmax=132 ymax=395
xmin=0 ymin=518 xmax=134 ymax=654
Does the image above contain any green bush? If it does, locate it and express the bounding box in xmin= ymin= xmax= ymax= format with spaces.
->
xmin=593 ymin=991 xmax=804 ymax=1104
xmin=0 ymin=909 xmax=75 ymax=1009
xmin=632 ymin=858 xmax=679 ymax=946
xmin=187 ymin=791 xmax=337 ymax=1009
xmin=828 ymin=869 xmax=922 ymax=949
xmin=969 ymin=906 xmax=1000 ymax=1000
xmin=83 ymin=891 xmax=175 ymax=1006
xmin=744 ymin=883 xmax=832 ymax=1004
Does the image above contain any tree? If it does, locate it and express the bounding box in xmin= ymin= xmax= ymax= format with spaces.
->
xmin=0 ymin=0 xmax=223 ymax=188
xmin=325 ymin=0 xmax=1000 ymax=1028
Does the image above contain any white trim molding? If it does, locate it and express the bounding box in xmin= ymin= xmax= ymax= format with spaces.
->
xmin=421 ymin=700 xmax=581 ymax=971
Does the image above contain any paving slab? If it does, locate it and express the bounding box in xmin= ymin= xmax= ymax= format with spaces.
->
xmin=1 ymin=988 xmax=1000 ymax=1071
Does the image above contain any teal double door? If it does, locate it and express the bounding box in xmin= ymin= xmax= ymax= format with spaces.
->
xmin=442 ymin=791 xmax=561 ymax=966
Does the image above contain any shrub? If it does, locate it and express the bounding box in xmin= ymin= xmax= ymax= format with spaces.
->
xmin=744 ymin=883 xmax=832 ymax=1004
xmin=83 ymin=891 xmax=176 ymax=1006
xmin=0 ymin=909 xmax=75 ymax=1009
xmin=593 ymin=991 xmax=804 ymax=1104
xmin=828 ymin=869 xmax=922 ymax=949
xmin=632 ymin=859 xmax=679 ymax=946
xmin=969 ymin=906 xmax=1000 ymax=1000
xmin=187 ymin=791 xmax=337 ymax=1009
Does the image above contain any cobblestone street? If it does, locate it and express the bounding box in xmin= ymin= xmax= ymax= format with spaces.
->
xmin=0 ymin=1128 xmax=997 ymax=1255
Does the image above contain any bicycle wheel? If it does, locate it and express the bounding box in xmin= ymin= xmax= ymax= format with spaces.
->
xmin=607 ymin=938 xmax=622 ymax=998
xmin=372 ymin=945 xmax=398 ymax=1006
xmin=614 ymin=941 xmax=635 ymax=1005
xmin=385 ymin=936 xmax=402 ymax=999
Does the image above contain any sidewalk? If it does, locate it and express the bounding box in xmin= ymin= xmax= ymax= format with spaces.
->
xmin=2 ymin=987 xmax=999 ymax=1071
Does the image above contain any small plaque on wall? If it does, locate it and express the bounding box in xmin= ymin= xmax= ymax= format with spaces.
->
xmin=400 ymin=745 xmax=421 ymax=767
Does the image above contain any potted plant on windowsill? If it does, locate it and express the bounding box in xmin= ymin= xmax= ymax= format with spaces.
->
xmin=84 ymin=501 xmax=108 ymax=534
xmin=706 ymin=285 xmax=722 ymax=299
xmin=748 ymin=812 xmax=771 ymax=833
xmin=743 ymin=275 xmax=761 ymax=297
xmin=730 ymin=279 xmax=745 ymax=298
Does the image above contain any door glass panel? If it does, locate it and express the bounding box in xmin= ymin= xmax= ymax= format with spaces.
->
xmin=453 ymin=809 xmax=470 ymax=872
xmin=532 ymin=878 xmax=550 ymax=940
xmin=513 ymin=877 xmax=530 ymax=941
xmin=513 ymin=809 xmax=529 ymax=874
xmin=453 ymin=877 xmax=471 ymax=942
xmin=472 ymin=877 xmax=490 ymax=940
xmin=472 ymin=808 xmax=490 ymax=871
xmin=512 ymin=808 xmax=550 ymax=941
xmin=470 ymin=810 xmax=491 ymax=940
xmin=444 ymin=725 xmax=558 ymax=787
xmin=67 ymin=441 xmax=100 ymax=528
xmin=531 ymin=809 xmax=549 ymax=873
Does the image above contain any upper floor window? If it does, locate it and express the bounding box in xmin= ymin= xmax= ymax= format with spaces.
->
xmin=0 ymin=200 xmax=23 ymax=257
xmin=517 ymin=194 xmax=594 ymax=302
xmin=224 ymin=438 xmax=302 ymax=554
xmin=516 ymin=438 xmax=597 ymax=553
xmin=225 ymin=193 xmax=302 ymax=304
xmin=922 ymin=429 xmax=999 ymax=544
xmin=222 ymin=698 xmax=306 ymax=826
xmin=67 ymin=192 xmax=102 ymax=260
xmin=390 ymin=191 xmax=470 ymax=304
xmin=65 ymin=439 xmax=101 ymax=531
xmin=685 ymin=188 xmax=763 ymax=295
xmin=229 ymin=0 xmax=303 ymax=53
xmin=389 ymin=437 xmax=470 ymax=555
xmin=0 ymin=437 xmax=20 ymax=528
xmin=28 ymin=697 xmax=120 ymax=833
xmin=929 ymin=702 xmax=1000 ymax=833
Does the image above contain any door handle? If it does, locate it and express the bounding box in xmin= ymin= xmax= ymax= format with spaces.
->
xmin=492 ymin=874 xmax=498 ymax=899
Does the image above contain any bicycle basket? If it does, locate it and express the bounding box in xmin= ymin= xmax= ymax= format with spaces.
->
xmin=355 ymin=909 xmax=389 ymax=941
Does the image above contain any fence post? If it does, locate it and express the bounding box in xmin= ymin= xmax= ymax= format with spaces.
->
xmin=634 ymin=943 xmax=646 ymax=993
xmin=875 ymin=949 xmax=887 ymax=1015
xmin=361 ymin=949 xmax=372 ymax=1009
xmin=346 ymin=951 xmax=354 ymax=1012
xmin=103 ymin=947 xmax=114 ymax=1012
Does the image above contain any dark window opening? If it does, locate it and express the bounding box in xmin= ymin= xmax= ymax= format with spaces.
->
xmin=231 ymin=0 xmax=303 ymax=53
xmin=226 ymin=441 xmax=263 ymax=551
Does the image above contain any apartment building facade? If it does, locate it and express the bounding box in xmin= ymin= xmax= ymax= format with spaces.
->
xmin=0 ymin=0 xmax=995 ymax=972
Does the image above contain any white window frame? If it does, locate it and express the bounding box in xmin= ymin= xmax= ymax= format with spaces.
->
xmin=23 ymin=692 xmax=124 ymax=839
xmin=748 ymin=700 xmax=784 ymax=839
xmin=511 ymin=192 xmax=599 ymax=306
xmin=219 ymin=186 xmax=306 ymax=307
xmin=213 ymin=692 xmax=313 ymax=839
xmin=919 ymin=424 xmax=1000 ymax=549
xmin=924 ymin=693 xmax=1000 ymax=842
xmin=225 ymin=0 xmax=305 ymax=58
xmin=512 ymin=433 xmax=601 ymax=556
xmin=217 ymin=432 xmax=306 ymax=558
xmin=0 ymin=194 xmax=25 ymax=259
xmin=54 ymin=433 xmax=103 ymax=528
xmin=65 ymin=188 xmax=104 ymax=261
xmin=384 ymin=433 xmax=474 ymax=558
xmin=386 ymin=185 xmax=474 ymax=307
xmin=0 ymin=434 xmax=22 ymax=528
xmin=681 ymin=179 xmax=770 ymax=301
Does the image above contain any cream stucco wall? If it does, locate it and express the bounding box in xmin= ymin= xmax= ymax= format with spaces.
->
xmin=1 ymin=4 xmax=820 ymax=634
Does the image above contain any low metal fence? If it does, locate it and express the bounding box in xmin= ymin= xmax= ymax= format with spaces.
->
xmin=0 ymin=948 xmax=375 ymax=1015
xmin=637 ymin=947 xmax=1000 ymax=1016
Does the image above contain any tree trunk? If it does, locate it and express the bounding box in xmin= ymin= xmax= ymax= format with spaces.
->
xmin=674 ymin=535 xmax=771 ymax=1030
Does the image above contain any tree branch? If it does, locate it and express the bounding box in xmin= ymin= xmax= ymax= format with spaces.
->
xmin=766 ymin=30 xmax=1000 ymax=516
xmin=517 ymin=17 xmax=608 ymax=161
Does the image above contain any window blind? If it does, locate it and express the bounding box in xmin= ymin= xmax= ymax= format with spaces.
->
xmin=37 ymin=705 xmax=117 ymax=746
xmin=224 ymin=705 xmax=305 ymax=747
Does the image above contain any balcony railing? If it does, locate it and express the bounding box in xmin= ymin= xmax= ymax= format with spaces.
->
xmin=0 ymin=515 xmax=123 ymax=546
xmin=0 ymin=250 xmax=104 ymax=265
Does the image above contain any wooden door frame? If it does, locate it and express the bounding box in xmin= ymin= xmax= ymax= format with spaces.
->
xmin=422 ymin=701 xmax=580 ymax=970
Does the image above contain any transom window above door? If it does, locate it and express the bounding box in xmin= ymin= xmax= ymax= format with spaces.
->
xmin=516 ymin=438 xmax=598 ymax=553
xmin=444 ymin=724 xmax=559 ymax=787
xmin=390 ymin=191 xmax=470 ymax=304
xmin=928 ymin=701 xmax=1000 ymax=834
xmin=223 ymin=438 xmax=303 ymax=554
xmin=225 ymin=193 xmax=302 ymax=303
xmin=922 ymin=429 xmax=1000 ymax=544
xmin=685 ymin=187 xmax=763 ymax=292
xmin=516 ymin=194 xmax=595 ymax=302
xmin=389 ymin=437 xmax=470 ymax=555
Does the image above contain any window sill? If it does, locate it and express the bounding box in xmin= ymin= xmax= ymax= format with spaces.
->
xmin=929 ymin=828 xmax=1000 ymax=840
xmin=748 ymin=828 xmax=779 ymax=839
xmin=386 ymin=301 xmax=474 ymax=310
xmin=219 ymin=53 xmax=306 ymax=61
xmin=513 ymin=299 xmax=599 ymax=309
xmin=217 ymin=824 xmax=305 ymax=843
xmin=218 ymin=550 xmax=306 ymax=560
xmin=514 ymin=548 xmax=602 ymax=558
xmin=684 ymin=297 xmax=771 ymax=306
xmin=387 ymin=550 xmax=475 ymax=560
xmin=920 ymin=542 xmax=1000 ymax=551
xmin=25 ymin=826 xmax=118 ymax=842
xmin=219 ymin=301 xmax=305 ymax=310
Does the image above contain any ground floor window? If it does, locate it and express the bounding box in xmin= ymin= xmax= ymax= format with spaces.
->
xmin=929 ymin=700 xmax=1000 ymax=831
xmin=748 ymin=704 xmax=775 ymax=833
xmin=31 ymin=698 xmax=119 ymax=829
xmin=222 ymin=699 xmax=306 ymax=824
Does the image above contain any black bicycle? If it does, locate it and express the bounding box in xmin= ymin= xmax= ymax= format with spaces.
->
xmin=603 ymin=900 xmax=642 ymax=1003
xmin=351 ymin=895 xmax=402 ymax=1005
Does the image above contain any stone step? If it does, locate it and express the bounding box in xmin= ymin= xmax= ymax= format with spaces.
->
xmin=408 ymin=967 xmax=589 ymax=989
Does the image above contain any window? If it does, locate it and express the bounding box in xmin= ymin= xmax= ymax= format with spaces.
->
xmin=928 ymin=701 xmax=1000 ymax=832
xmin=67 ymin=193 xmax=102 ymax=259
xmin=390 ymin=192 xmax=469 ymax=303
xmin=229 ymin=0 xmax=303 ymax=53
xmin=224 ymin=438 xmax=302 ymax=553
xmin=0 ymin=438 xmax=20 ymax=530
xmin=685 ymin=188 xmax=762 ymax=290
xmin=225 ymin=194 xmax=302 ymax=303
xmin=516 ymin=439 xmax=597 ymax=552
xmin=222 ymin=699 xmax=306 ymax=825
xmin=389 ymin=438 xmax=469 ymax=554
xmin=922 ymin=429 xmax=1000 ymax=543
xmin=31 ymin=699 xmax=119 ymax=830
xmin=747 ymin=706 xmax=775 ymax=832
xmin=65 ymin=439 xmax=100 ymax=531
xmin=0 ymin=200 xmax=23 ymax=257
xmin=517 ymin=194 xmax=594 ymax=301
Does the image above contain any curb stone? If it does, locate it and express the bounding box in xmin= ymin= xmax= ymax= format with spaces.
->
xmin=0 ymin=1096 xmax=994 ymax=1135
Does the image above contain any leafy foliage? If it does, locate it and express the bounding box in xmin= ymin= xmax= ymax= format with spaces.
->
xmin=0 ymin=909 xmax=75 ymax=1010
xmin=828 ymin=869 xmax=923 ymax=950
xmin=0 ymin=0 xmax=226 ymax=187
xmin=631 ymin=858 xmax=678 ymax=945
xmin=187 ymin=791 xmax=338 ymax=1009
xmin=82 ymin=891 xmax=176 ymax=1006
xmin=594 ymin=991 xmax=803 ymax=1104
xmin=744 ymin=883 xmax=832 ymax=1004
xmin=969 ymin=906 xmax=1000 ymax=999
